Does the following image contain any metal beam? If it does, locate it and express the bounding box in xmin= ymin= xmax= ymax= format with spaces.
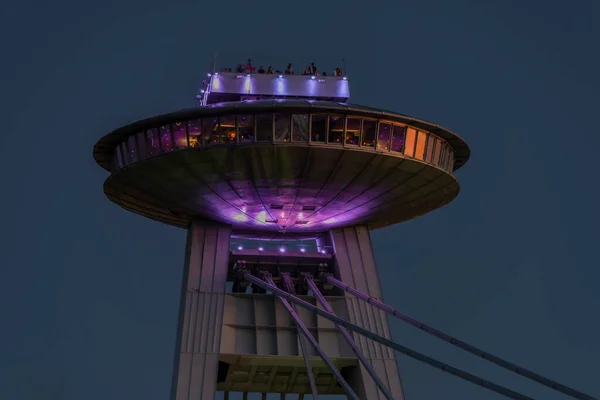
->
xmin=306 ymin=275 xmax=397 ymax=400
xmin=244 ymin=273 xmax=533 ymax=400
xmin=266 ymin=273 xmax=319 ymax=399
xmin=327 ymin=276 xmax=596 ymax=400
xmin=260 ymin=274 xmax=360 ymax=400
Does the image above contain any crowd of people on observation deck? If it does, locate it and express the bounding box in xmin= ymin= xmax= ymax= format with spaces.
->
xmin=219 ymin=58 xmax=344 ymax=77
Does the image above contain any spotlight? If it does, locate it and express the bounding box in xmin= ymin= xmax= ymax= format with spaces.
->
xmin=207 ymin=73 xmax=211 ymax=77
xmin=280 ymin=212 xmax=285 ymax=218
xmin=342 ymin=76 xmax=347 ymax=80
xmin=279 ymin=247 xmax=286 ymax=253
xmin=237 ymin=245 xmax=243 ymax=251
xmin=321 ymin=249 xmax=327 ymax=254
xmin=242 ymin=207 xmax=247 ymax=213
xmin=300 ymin=248 xmax=306 ymax=253
xmin=258 ymin=246 xmax=264 ymax=251
xmin=278 ymin=74 xmax=283 ymax=78
xmin=246 ymin=73 xmax=250 ymax=77
xmin=214 ymin=72 xmax=219 ymax=75
xmin=311 ymin=76 xmax=316 ymax=80
xmin=298 ymin=212 xmax=303 ymax=218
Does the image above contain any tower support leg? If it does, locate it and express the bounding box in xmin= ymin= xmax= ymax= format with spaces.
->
xmin=170 ymin=220 xmax=232 ymax=400
xmin=329 ymin=226 xmax=405 ymax=400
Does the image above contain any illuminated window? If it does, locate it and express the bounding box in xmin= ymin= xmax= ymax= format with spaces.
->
xmin=311 ymin=114 xmax=327 ymax=143
xmin=136 ymin=132 xmax=147 ymax=159
xmin=127 ymin=135 xmax=138 ymax=163
xmin=415 ymin=131 xmax=427 ymax=160
xmin=377 ymin=122 xmax=391 ymax=151
xmin=345 ymin=118 xmax=361 ymax=145
xmin=237 ymin=115 xmax=255 ymax=143
xmin=187 ymin=119 xmax=201 ymax=147
xmin=203 ymin=118 xmax=219 ymax=145
xmin=328 ymin=115 xmax=345 ymax=144
xmin=172 ymin=122 xmax=187 ymax=149
xmin=274 ymin=114 xmax=291 ymax=142
xmin=362 ymin=119 xmax=376 ymax=147
xmin=256 ymin=114 xmax=273 ymax=142
xmin=391 ymin=125 xmax=406 ymax=152
xmin=292 ymin=114 xmax=309 ymax=142
xmin=218 ymin=116 xmax=236 ymax=144
xmin=159 ymin=125 xmax=173 ymax=152
xmin=425 ymin=135 xmax=435 ymax=163
xmin=404 ymin=128 xmax=416 ymax=157
xmin=147 ymin=128 xmax=160 ymax=155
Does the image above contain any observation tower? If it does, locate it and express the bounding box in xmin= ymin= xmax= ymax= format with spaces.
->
xmin=93 ymin=60 xmax=595 ymax=400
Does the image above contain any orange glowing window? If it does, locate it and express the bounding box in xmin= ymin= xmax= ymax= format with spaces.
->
xmin=404 ymin=128 xmax=417 ymax=157
xmin=415 ymin=131 xmax=427 ymax=160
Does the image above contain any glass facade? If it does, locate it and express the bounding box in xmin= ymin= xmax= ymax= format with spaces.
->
xmin=112 ymin=113 xmax=456 ymax=174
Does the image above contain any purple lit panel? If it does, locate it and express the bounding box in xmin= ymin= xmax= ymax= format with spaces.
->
xmin=187 ymin=119 xmax=201 ymax=148
xmin=172 ymin=122 xmax=187 ymax=149
xmin=147 ymin=128 xmax=160 ymax=155
xmin=159 ymin=125 xmax=173 ymax=152
xmin=391 ymin=125 xmax=406 ymax=153
xmin=127 ymin=135 xmax=138 ymax=163
xmin=377 ymin=123 xmax=391 ymax=151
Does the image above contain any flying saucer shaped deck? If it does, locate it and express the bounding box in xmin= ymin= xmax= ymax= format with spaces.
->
xmin=93 ymin=100 xmax=470 ymax=232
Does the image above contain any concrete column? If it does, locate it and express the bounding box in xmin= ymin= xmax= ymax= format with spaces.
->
xmin=170 ymin=220 xmax=232 ymax=400
xmin=329 ymin=225 xmax=405 ymax=400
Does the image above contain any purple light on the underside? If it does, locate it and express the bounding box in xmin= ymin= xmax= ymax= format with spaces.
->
xmin=325 ymin=217 xmax=336 ymax=224
xmin=241 ymin=207 xmax=247 ymax=213
xmin=298 ymin=212 xmax=304 ymax=218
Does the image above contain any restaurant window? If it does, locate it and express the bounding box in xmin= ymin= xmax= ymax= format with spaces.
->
xmin=136 ymin=132 xmax=147 ymax=159
xmin=203 ymin=118 xmax=219 ymax=145
xmin=447 ymin=150 xmax=454 ymax=172
xmin=119 ymin=143 xmax=129 ymax=166
xmin=377 ymin=122 xmax=391 ymax=151
xmin=433 ymin=138 xmax=442 ymax=165
xmin=218 ymin=116 xmax=236 ymax=144
xmin=159 ymin=125 xmax=173 ymax=152
xmin=345 ymin=118 xmax=361 ymax=145
xmin=113 ymin=147 xmax=123 ymax=170
xmin=147 ymin=128 xmax=160 ymax=155
xmin=172 ymin=122 xmax=187 ymax=149
xmin=237 ymin=115 xmax=255 ymax=143
xmin=415 ymin=131 xmax=427 ymax=160
xmin=256 ymin=114 xmax=273 ymax=142
xmin=274 ymin=113 xmax=291 ymax=142
xmin=362 ymin=119 xmax=376 ymax=147
xmin=404 ymin=127 xmax=417 ymax=157
xmin=311 ymin=114 xmax=327 ymax=143
xmin=391 ymin=125 xmax=406 ymax=153
xmin=127 ymin=135 xmax=138 ymax=163
xmin=439 ymin=144 xmax=448 ymax=169
xmin=425 ymin=135 xmax=435 ymax=163
xmin=187 ymin=119 xmax=201 ymax=147
xmin=292 ymin=114 xmax=309 ymax=142
xmin=327 ymin=115 xmax=345 ymax=144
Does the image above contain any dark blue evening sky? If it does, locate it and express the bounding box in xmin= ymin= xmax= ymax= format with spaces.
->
xmin=1 ymin=1 xmax=598 ymax=399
